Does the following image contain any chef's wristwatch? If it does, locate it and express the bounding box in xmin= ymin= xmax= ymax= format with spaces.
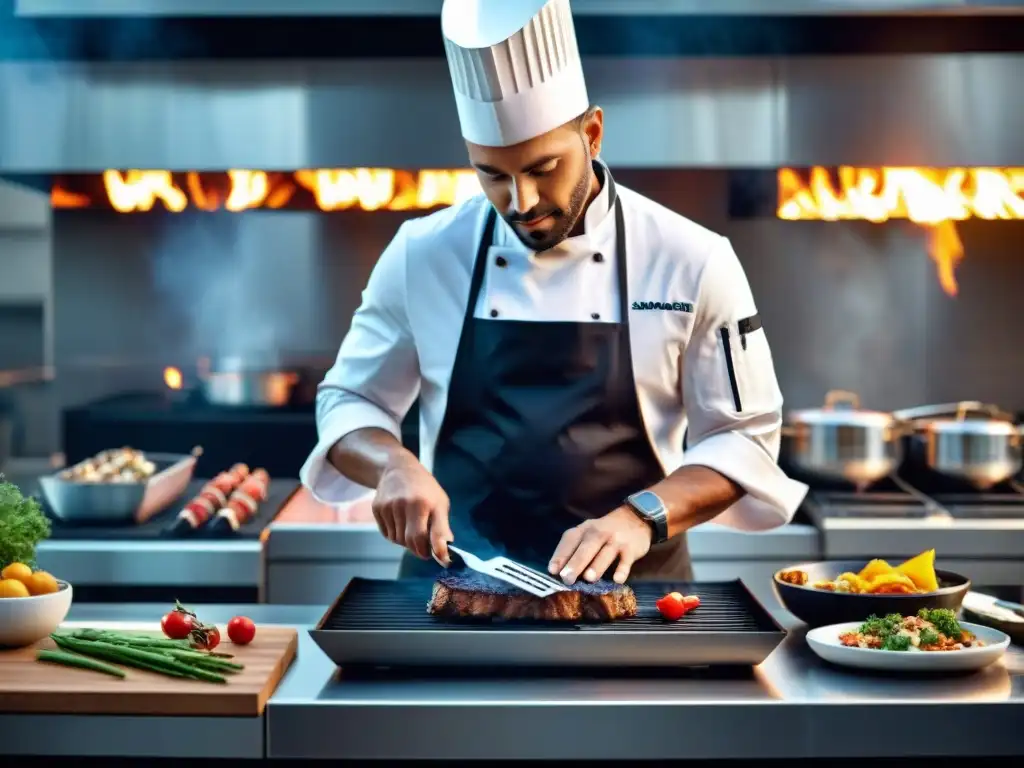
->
xmin=625 ymin=490 xmax=669 ymax=544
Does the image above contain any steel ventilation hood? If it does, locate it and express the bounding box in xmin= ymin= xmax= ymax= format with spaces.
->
xmin=13 ymin=0 xmax=1024 ymax=16
xmin=0 ymin=54 xmax=1021 ymax=172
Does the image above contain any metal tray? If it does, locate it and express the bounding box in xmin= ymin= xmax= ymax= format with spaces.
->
xmin=38 ymin=450 xmax=198 ymax=524
xmin=310 ymin=578 xmax=787 ymax=669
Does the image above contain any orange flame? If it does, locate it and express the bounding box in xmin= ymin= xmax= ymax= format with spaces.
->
xmin=163 ymin=366 xmax=183 ymax=390
xmin=777 ymin=167 xmax=1024 ymax=297
xmin=51 ymin=169 xmax=482 ymax=214
xmin=50 ymin=186 xmax=91 ymax=209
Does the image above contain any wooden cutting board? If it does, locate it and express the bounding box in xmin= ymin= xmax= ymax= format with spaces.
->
xmin=0 ymin=622 xmax=298 ymax=717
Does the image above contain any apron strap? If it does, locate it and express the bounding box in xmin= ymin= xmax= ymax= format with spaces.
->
xmin=609 ymin=175 xmax=629 ymax=325
xmin=464 ymin=207 xmax=498 ymax=326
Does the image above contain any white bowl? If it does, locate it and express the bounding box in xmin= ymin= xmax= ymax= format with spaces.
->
xmin=0 ymin=580 xmax=73 ymax=648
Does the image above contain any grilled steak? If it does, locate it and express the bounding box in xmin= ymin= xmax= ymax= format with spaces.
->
xmin=427 ymin=570 xmax=638 ymax=621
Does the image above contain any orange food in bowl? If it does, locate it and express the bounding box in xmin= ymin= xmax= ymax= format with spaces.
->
xmin=25 ymin=571 xmax=60 ymax=596
xmin=1 ymin=563 xmax=33 ymax=584
xmin=856 ymin=559 xmax=893 ymax=583
xmin=896 ymin=548 xmax=940 ymax=592
xmin=0 ymin=579 xmax=31 ymax=598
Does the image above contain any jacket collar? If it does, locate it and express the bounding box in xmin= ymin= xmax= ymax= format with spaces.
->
xmin=494 ymin=159 xmax=617 ymax=256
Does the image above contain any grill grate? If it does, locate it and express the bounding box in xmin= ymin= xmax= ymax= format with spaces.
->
xmin=319 ymin=578 xmax=779 ymax=634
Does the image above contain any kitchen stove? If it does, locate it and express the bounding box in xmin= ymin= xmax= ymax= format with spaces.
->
xmin=802 ymin=473 xmax=1024 ymax=523
xmin=310 ymin=578 xmax=786 ymax=669
xmin=801 ymin=475 xmax=935 ymax=522
xmin=937 ymin=487 xmax=1024 ymax=520
xmin=800 ymin=472 xmax=1024 ymax=566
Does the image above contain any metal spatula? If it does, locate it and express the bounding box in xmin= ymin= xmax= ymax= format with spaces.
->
xmin=445 ymin=544 xmax=570 ymax=598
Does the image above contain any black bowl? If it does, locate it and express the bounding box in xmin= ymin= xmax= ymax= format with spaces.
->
xmin=772 ymin=560 xmax=970 ymax=628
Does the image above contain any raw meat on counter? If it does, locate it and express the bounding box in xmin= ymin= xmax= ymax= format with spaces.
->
xmin=209 ymin=469 xmax=270 ymax=533
xmin=427 ymin=569 xmax=638 ymax=621
xmin=166 ymin=463 xmax=250 ymax=534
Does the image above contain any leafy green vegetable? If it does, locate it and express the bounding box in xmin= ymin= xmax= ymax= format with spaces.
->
xmin=882 ymin=633 xmax=911 ymax=651
xmin=858 ymin=613 xmax=903 ymax=636
xmin=918 ymin=608 xmax=961 ymax=640
xmin=859 ymin=613 xmax=912 ymax=651
xmin=0 ymin=475 xmax=51 ymax=570
xmin=918 ymin=627 xmax=940 ymax=646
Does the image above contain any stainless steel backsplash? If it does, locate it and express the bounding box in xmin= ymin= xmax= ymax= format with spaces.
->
xmin=1 ymin=55 xmax=1021 ymax=170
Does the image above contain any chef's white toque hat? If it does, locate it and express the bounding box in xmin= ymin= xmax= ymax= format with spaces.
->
xmin=441 ymin=0 xmax=589 ymax=148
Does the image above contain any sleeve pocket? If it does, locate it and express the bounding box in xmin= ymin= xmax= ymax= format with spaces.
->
xmin=719 ymin=315 xmax=778 ymax=413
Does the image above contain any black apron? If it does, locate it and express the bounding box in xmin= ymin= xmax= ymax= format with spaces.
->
xmin=399 ymin=171 xmax=692 ymax=582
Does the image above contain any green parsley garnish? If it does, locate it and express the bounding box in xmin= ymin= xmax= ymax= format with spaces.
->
xmin=917 ymin=608 xmax=961 ymax=640
xmin=0 ymin=475 xmax=51 ymax=570
xmin=918 ymin=627 xmax=940 ymax=646
xmin=857 ymin=613 xmax=903 ymax=636
xmin=857 ymin=613 xmax=912 ymax=651
xmin=882 ymin=633 xmax=911 ymax=651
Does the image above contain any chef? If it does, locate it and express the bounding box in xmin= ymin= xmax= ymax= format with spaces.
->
xmin=301 ymin=0 xmax=808 ymax=585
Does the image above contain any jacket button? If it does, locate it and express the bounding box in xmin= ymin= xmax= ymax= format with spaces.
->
xmin=495 ymin=256 xmax=507 ymax=268
xmin=591 ymin=312 xmax=600 ymax=320
xmin=592 ymin=252 xmax=604 ymax=263
xmin=490 ymin=309 xmax=499 ymax=318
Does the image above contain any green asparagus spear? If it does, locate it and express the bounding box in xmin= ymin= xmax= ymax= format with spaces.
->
xmin=53 ymin=636 xmax=226 ymax=683
xmin=37 ymin=649 xmax=126 ymax=678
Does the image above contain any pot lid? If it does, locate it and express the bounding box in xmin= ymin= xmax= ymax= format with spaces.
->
xmin=788 ymin=408 xmax=894 ymax=428
xmin=788 ymin=390 xmax=894 ymax=428
xmin=921 ymin=418 xmax=1020 ymax=436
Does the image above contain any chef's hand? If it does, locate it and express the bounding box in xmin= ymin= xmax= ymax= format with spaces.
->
xmin=548 ymin=507 xmax=652 ymax=585
xmin=373 ymin=455 xmax=454 ymax=564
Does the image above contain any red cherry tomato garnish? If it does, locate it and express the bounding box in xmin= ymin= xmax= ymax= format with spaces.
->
xmin=656 ymin=592 xmax=700 ymax=621
xmin=227 ymin=615 xmax=256 ymax=645
xmin=656 ymin=593 xmax=687 ymax=621
xmin=161 ymin=610 xmax=195 ymax=640
xmin=190 ymin=626 xmax=220 ymax=651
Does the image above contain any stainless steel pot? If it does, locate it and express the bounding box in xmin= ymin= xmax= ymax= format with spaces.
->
xmin=199 ymin=356 xmax=299 ymax=407
xmin=893 ymin=401 xmax=1023 ymax=489
xmin=782 ymin=390 xmax=908 ymax=489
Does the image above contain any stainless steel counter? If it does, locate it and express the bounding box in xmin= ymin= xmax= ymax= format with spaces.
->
xmin=36 ymin=539 xmax=262 ymax=589
xmin=3 ymin=596 xmax=1023 ymax=760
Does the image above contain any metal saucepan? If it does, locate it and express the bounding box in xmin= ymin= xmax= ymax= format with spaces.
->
xmin=200 ymin=356 xmax=300 ymax=407
xmin=893 ymin=401 xmax=1023 ymax=490
xmin=781 ymin=390 xmax=908 ymax=489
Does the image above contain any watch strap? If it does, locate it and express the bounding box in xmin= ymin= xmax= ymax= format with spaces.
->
xmin=626 ymin=491 xmax=669 ymax=544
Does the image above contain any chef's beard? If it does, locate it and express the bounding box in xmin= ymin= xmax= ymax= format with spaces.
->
xmin=504 ymin=154 xmax=593 ymax=253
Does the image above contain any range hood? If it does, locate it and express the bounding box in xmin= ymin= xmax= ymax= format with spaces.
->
xmin=13 ymin=0 xmax=1024 ymax=16
xmin=3 ymin=0 xmax=1022 ymax=171
xmin=0 ymin=54 xmax=1020 ymax=171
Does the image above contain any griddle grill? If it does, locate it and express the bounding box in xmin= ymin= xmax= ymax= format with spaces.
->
xmin=310 ymin=578 xmax=786 ymax=669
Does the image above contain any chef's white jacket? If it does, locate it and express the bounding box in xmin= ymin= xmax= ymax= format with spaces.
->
xmin=301 ymin=175 xmax=808 ymax=532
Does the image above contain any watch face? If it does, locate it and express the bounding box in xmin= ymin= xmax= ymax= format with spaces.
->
xmin=631 ymin=491 xmax=663 ymax=516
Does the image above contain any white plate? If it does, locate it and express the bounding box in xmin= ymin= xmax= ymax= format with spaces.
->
xmin=806 ymin=621 xmax=1010 ymax=672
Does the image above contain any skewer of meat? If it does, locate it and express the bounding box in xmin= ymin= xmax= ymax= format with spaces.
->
xmin=165 ymin=463 xmax=249 ymax=535
xmin=209 ymin=469 xmax=270 ymax=534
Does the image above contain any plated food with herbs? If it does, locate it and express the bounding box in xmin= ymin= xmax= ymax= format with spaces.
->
xmin=840 ymin=609 xmax=982 ymax=652
xmin=806 ymin=613 xmax=1009 ymax=672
